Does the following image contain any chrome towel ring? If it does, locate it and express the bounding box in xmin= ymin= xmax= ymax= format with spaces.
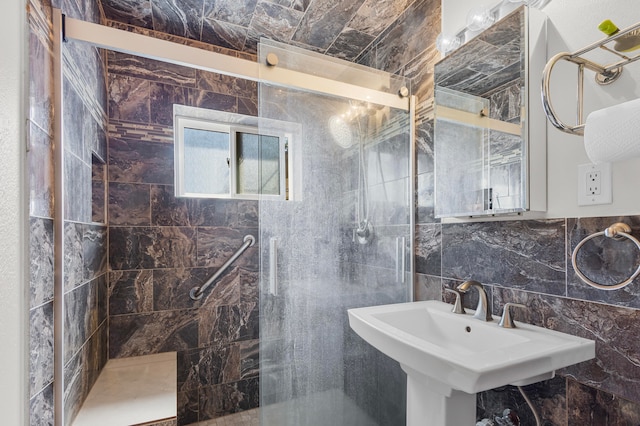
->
xmin=571 ymin=222 xmax=640 ymax=290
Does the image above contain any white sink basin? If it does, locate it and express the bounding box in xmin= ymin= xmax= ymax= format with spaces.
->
xmin=348 ymin=300 xmax=595 ymax=426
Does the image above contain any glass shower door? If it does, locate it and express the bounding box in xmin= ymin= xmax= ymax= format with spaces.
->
xmin=258 ymin=40 xmax=413 ymax=426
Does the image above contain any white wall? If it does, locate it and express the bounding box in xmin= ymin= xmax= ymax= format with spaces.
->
xmin=0 ymin=0 xmax=28 ymax=423
xmin=442 ymin=0 xmax=640 ymax=218
xmin=441 ymin=0 xmax=472 ymax=37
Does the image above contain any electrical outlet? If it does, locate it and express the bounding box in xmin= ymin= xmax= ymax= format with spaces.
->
xmin=586 ymin=170 xmax=601 ymax=195
xmin=578 ymin=163 xmax=612 ymax=206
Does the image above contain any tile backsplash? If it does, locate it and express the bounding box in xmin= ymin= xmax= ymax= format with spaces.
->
xmin=415 ymin=216 xmax=640 ymax=423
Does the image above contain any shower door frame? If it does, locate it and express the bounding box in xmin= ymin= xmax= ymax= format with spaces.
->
xmin=51 ymin=9 xmax=415 ymax=425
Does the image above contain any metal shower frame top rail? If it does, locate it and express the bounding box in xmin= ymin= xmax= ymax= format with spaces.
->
xmin=541 ymin=20 xmax=640 ymax=135
xmin=57 ymin=11 xmax=409 ymax=111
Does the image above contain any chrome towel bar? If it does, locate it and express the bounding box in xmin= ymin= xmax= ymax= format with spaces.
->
xmin=190 ymin=234 xmax=256 ymax=300
xmin=571 ymin=222 xmax=640 ymax=290
xmin=541 ymin=21 xmax=640 ymax=135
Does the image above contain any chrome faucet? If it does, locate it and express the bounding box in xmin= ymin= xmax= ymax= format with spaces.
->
xmin=444 ymin=288 xmax=466 ymax=314
xmin=498 ymin=303 xmax=527 ymax=328
xmin=456 ymin=280 xmax=492 ymax=321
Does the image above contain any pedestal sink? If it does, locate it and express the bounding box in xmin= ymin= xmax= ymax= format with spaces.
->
xmin=347 ymin=300 xmax=595 ymax=426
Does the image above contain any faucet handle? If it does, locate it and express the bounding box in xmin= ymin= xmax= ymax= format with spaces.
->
xmin=498 ymin=303 xmax=527 ymax=328
xmin=444 ymin=288 xmax=466 ymax=314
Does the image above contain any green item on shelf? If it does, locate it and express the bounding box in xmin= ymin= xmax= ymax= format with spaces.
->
xmin=597 ymin=19 xmax=640 ymax=52
xmin=598 ymin=19 xmax=619 ymax=36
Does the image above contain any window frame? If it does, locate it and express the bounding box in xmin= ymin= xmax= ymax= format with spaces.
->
xmin=174 ymin=115 xmax=288 ymax=200
xmin=230 ymin=125 xmax=288 ymax=201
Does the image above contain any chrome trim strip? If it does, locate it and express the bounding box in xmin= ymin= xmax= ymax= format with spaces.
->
xmin=52 ymin=9 xmax=65 ymax=426
xmin=409 ymin=95 xmax=416 ymax=301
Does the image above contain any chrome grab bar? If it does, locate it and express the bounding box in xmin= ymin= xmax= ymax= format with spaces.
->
xmin=541 ymin=20 xmax=640 ymax=136
xmin=190 ymin=234 xmax=256 ymax=300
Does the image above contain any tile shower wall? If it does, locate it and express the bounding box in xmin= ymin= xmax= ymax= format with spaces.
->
xmin=27 ymin=0 xmax=639 ymax=424
xmin=99 ymin=0 xmax=419 ymax=62
xmin=28 ymin=0 xmax=56 ymax=423
xmin=59 ymin=0 xmax=109 ymax=423
xmin=27 ymin=0 xmax=108 ymax=424
xmin=106 ymin=48 xmax=259 ymax=425
xmin=338 ymin=118 xmax=412 ymax=425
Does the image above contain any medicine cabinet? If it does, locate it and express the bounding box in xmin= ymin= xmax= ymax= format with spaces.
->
xmin=434 ymin=6 xmax=547 ymax=219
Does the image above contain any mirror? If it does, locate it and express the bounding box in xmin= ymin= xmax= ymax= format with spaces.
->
xmin=434 ymin=6 xmax=547 ymax=219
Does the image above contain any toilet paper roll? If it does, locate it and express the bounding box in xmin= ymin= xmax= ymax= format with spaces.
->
xmin=584 ymin=98 xmax=640 ymax=164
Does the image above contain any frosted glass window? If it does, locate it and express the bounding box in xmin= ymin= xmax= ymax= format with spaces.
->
xmin=236 ymin=132 xmax=281 ymax=196
xmin=175 ymin=115 xmax=288 ymax=200
xmin=183 ymin=127 xmax=230 ymax=196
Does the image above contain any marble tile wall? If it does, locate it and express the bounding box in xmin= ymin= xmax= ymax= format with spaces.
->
xmin=98 ymin=0 xmax=415 ymax=61
xmin=27 ymin=0 xmax=109 ymax=423
xmin=358 ymin=0 xmax=441 ymax=105
xmin=29 ymin=0 xmax=640 ymax=423
xmin=44 ymin=0 xmax=110 ymax=424
xmin=411 ymin=102 xmax=640 ymax=419
xmin=356 ymin=0 xmax=640 ymax=423
xmin=414 ymin=212 xmax=640 ymax=422
xmin=334 ymin=41 xmax=417 ymax=426
xmin=61 ymin=41 xmax=110 ymax=426
xmin=106 ymin=49 xmax=260 ymax=425
xmin=27 ymin=0 xmax=56 ymax=424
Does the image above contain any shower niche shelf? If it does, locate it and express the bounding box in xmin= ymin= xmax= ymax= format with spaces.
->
xmin=433 ymin=6 xmax=547 ymax=219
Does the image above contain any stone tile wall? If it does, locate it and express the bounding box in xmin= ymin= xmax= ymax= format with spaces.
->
xmin=415 ymin=64 xmax=640 ymax=426
xmin=58 ymin=2 xmax=109 ymax=423
xmin=27 ymin=0 xmax=55 ymax=422
xmin=105 ymin=51 xmax=260 ymax=425
xmin=27 ymin=0 xmax=109 ymax=424
xmin=99 ymin=0 xmax=413 ymax=61
xmin=29 ymin=0 xmax=640 ymax=423
xmin=414 ymin=218 xmax=640 ymax=424
xmin=359 ymin=0 xmax=640 ymax=423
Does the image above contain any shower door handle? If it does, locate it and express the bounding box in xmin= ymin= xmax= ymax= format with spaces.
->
xmin=269 ymin=237 xmax=278 ymax=296
xmin=396 ymin=237 xmax=406 ymax=284
xmin=401 ymin=237 xmax=406 ymax=284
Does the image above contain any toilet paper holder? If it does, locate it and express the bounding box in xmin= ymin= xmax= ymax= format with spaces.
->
xmin=541 ymin=20 xmax=640 ymax=136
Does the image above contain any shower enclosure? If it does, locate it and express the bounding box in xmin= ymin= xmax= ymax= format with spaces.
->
xmin=257 ymin=40 xmax=413 ymax=425
xmin=52 ymin=14 xmax=414 ymax=424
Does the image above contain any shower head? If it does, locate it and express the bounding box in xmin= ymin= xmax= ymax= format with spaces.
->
xmin=328 ymin=115 xmax=354 ymax=148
